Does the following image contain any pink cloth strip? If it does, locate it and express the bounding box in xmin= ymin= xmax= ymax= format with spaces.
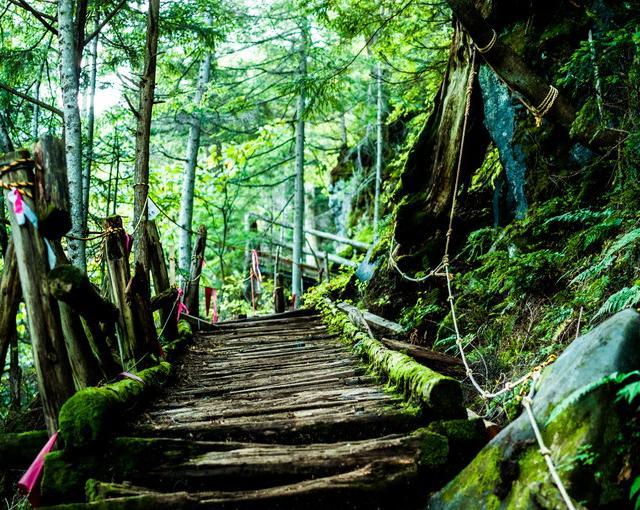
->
xmin=18 ymin=432 xmax=59 ymax=507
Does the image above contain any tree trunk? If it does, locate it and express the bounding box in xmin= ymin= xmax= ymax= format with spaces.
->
xmin=133 ymin=0 xmax=160 ymax=270
xmin=373 ymin=62 xmax=384 ymax=239
xmin=178 ymin=42 xmax=212 ymax=277
xmin=0 ymin=112 xmax=13 ymax=257
xmin=444 ymin=0 xmax=619 ymax=150
xmin=0 ymin=242 xmax=20 ymax=382
xmin=291 ymin=22 xmax=308 ymax=306
xmin=83 ymin=21 xmax=99 ymax=243
xmin=58 ymin=0 xmax=86 ymax=270
xmin=1 ymin=150 xmax=75 ymax=434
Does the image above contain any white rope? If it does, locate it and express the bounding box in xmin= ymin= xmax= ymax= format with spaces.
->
xmin=388 ymin=45 xmax=576 ymax=509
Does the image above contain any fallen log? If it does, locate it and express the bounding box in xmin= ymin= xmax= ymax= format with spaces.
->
xmin=336 ymin=302 xmax=404 ymax=337
xmin=379 ymin=337 xmax=464 ymax=376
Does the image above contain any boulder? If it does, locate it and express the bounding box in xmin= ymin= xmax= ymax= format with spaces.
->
xmin=428 ymin=309 xmax=640 ymax=509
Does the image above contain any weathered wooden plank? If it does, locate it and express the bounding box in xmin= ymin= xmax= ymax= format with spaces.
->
xmin=147 ymin=219 xmax=177 ymax=340
xmin=380 ymin=337 xmax=465 ymax=376
xmin=336 ymin=302 xmax=404 ymax=337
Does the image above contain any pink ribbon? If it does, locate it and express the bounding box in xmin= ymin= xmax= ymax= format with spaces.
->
xmin=118 ymin=372 xmax=144 ymax=384
xmin=18 ymin=432 xmax=59 ymax=507
xmin=10 ymin=189 xmax=25 ymax=224
xmin=176 ymin=288 xmax=189 ymax=318
xmin=211 ymin=288 xmax=218 ymax=324
xmin=124 ymin=233 xmax=133 ymax=255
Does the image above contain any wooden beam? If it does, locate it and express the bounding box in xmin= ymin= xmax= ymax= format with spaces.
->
xmin=336 ymin=302 xmax=404 ymax=337
xmin=0 ymin=241 xmax=20 ymax=382
xmin=250 ymin=213 xmax=370 ymax=251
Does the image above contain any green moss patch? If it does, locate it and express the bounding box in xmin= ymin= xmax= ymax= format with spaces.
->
xmin=0 ymin=430 xmax=49 ymax=469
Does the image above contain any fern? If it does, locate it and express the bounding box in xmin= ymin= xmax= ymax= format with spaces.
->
xmin=594 ymin=285 xmax=640 ymax=318
xmin=544 ymin=208 xmax=613 ymax=225
xmin=571 ymin=228 xmax=640 ymax=284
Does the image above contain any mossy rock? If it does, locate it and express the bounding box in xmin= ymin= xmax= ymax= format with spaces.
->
xmin=427 ymin=310 xmax=640 ymax=509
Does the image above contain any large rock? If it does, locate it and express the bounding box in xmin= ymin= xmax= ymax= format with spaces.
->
xmin=428 ymin=309 xmax=640 ymax=509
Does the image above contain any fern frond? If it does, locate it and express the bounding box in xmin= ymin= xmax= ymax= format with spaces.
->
xmin=594 ymin=285 xmax=640 ymax=318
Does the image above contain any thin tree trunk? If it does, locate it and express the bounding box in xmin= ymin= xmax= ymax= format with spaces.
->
xmin=0 ymin=113 xmax=13 ymax=257
xmin=291 ymin=22 xmax=308 ymax=306
xmin=9 ymin=334 xmax=21 ymax=412
xmin=373 ymin=62 xmax=384 ymax=239
xmin=178 ymin=48 xmax=212 ymax=278
xmin=58 ymin=0 xmax=86 ymax=270
xmin=32 ymin=81 xmax=40 ymax=140
xmin=133 ymin=0 xmax=160 ymax=270
xmin=83 ymin=21 xmax=99 ymax=243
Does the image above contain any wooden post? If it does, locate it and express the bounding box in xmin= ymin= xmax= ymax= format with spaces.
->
xmin=0 ymin=241 xmax=20 ymax=381
xmin=1 ymin=150 xmax=74 ymax=434
xmin=184 ymin=225 xmax=206 ymax=317
xmin=274 ymin=272 xmax=285 ymax=314
xmin=33 ymin=136 xmax=71 ymax=239
xmin=147 ymin=220 xmax=177 ymax=340
xmin=48 ymin=263 xmax=122 ymax=379
xmin=126 ymin=262 xmax=161 ymax=365
xmin=36 ymin=139 xmax=102 ymax=389
xmin=104 ymin=215 xmax=137 ymax=369
xmin=324 ymin=251 xmax=330 ymax=282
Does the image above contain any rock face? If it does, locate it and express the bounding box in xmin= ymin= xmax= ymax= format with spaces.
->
xmin=428 ymin=309 xmax=640 ymax=509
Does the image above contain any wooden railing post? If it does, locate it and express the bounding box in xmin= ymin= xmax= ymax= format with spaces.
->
xmin=274 ymin=272 xmax=285 ymax=314
xmin=104 ymin=215 xmax=137 ymax=368
xmin=147 ymin=219 xmax=177 ymax=340
xmin=1 ymin=150 xmax=74 ymax=433
xmin=184 ymin=225 xmax=206 ymax=317
xmin=36 ymin=138 xmax=103 ymax=390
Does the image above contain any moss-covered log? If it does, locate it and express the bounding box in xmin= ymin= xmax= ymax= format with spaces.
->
xmin=58 ymin=362 xmax=172 ymax=450
xmin=149 ymin=286 xmax=178 ymax=312
xmin=0 ymin=430 xmax=49 ymax=469
xmin=314 ymin=299 xmax=465 ymax=419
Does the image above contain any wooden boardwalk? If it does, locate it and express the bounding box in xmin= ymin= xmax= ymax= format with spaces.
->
xmin=86 ymin=310 xmax=454 ymax=509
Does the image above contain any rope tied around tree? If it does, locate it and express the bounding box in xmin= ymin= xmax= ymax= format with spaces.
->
xmin=475 ymin=29 xmax=497 ymax=54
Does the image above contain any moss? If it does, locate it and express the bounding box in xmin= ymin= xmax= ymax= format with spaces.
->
xmin=411 ymin=428 xmax=449 ymax=468
xmin=42 ymin=451 xmax=104 ymax=505
xmin=435 ymin=445 xmax=503 ymax=509
xmin=163 ymin=320 xmax=193 ymax=359
xmin=0 ymin=430 xmax=49 ymax=469
xmin=311 ymin=298 xmax=464 ymax=419
xmin=59 ymin=362 xmax=172 ymax=450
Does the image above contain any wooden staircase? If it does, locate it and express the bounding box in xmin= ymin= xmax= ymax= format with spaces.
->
xmin=60 ymin=310 xmax=466 ymax=509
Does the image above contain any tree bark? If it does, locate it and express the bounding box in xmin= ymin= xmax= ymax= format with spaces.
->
xmin=147 ymin=220 xmax=178 ymax=340
xmin=82 ymin=20 xmax=99 ymax=244
xmin=0 ymin=242 xmax=20 ymax=382
xmin=133 ymin=0 xmax=160 ymax=270
xmin=373 ymin=62 xmax=384 ymax=239
xmin=178 ymin=43 xmax=212 ymax=277
xmin=444 ymin=0 xmax=618 ymax=150
xmin=58 ymin=0 xmax=86 ymax=270
xmin=1 ymin=150 xmax=75 ymax=434
xmin=9 ymin=334 xmax=21 ymax=412
xmin=291 ymin=22 xmax=308 ymax=306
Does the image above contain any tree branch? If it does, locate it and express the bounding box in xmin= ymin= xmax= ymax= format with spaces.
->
xmin=8 ymin=0 xmax=58 ymax=35
xmin=83 ymin=0 xmax=127 ymax=47
xmin=0 ymin=82 xmax=63 ymax=117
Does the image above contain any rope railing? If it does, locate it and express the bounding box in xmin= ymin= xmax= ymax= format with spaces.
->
xmin=388 ymin=45 xmax=576 ymax=510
